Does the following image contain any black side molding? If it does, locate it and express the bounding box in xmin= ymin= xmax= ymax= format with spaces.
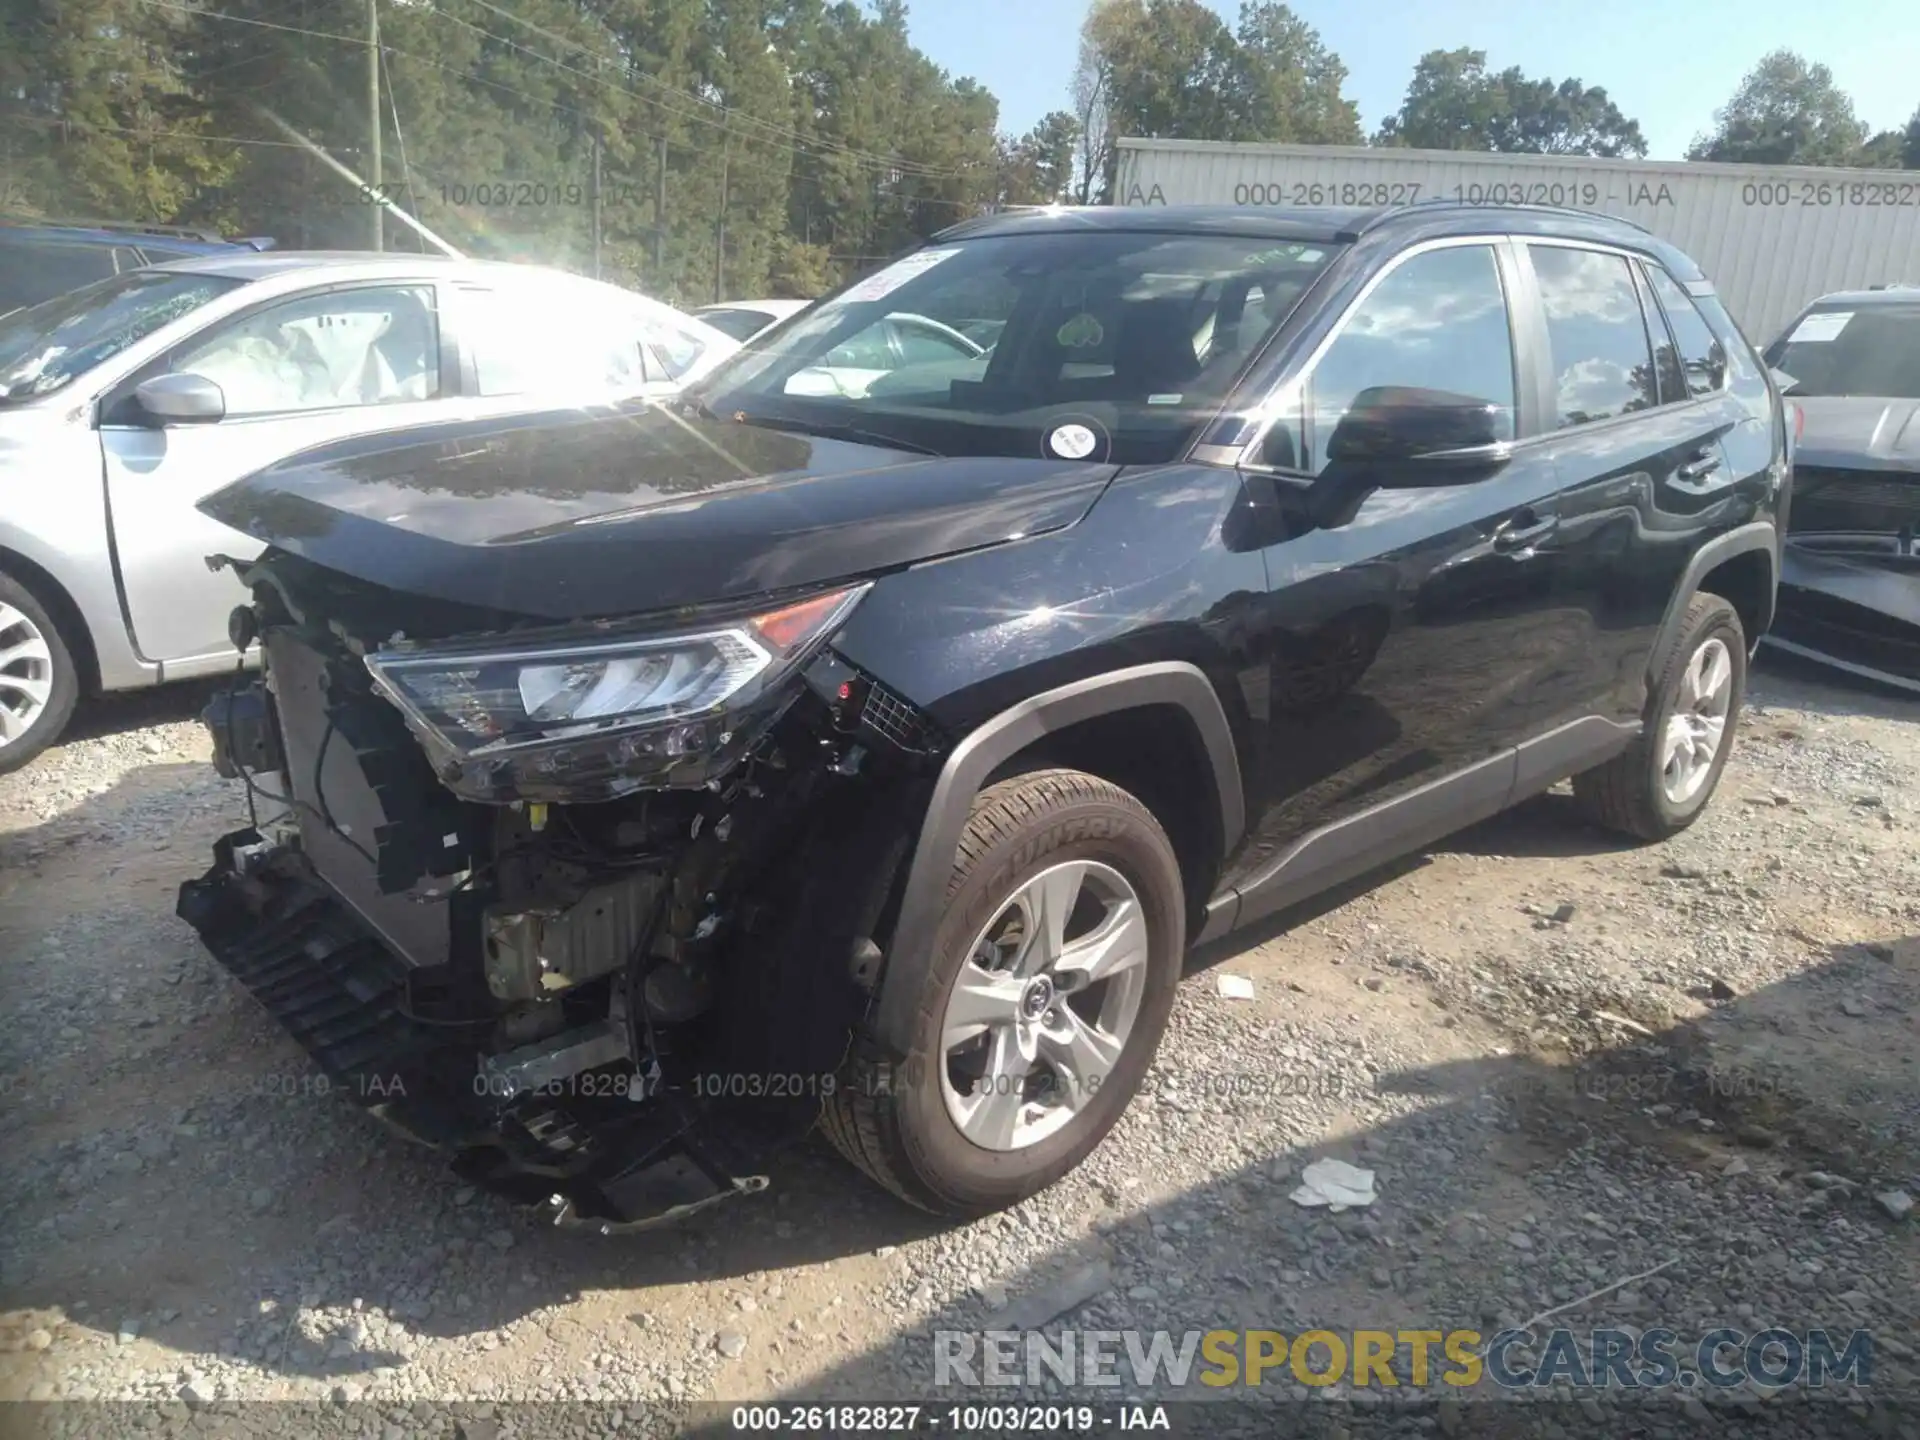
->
xmin=1196 ymin=714 xmax=1639 ymax=945
xmin=870 ymin=661 xmax=1244 ymax=1055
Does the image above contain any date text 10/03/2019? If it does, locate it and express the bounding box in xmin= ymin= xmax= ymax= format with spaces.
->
xmin=1117 ymin=178 xmax=1920 ymax=209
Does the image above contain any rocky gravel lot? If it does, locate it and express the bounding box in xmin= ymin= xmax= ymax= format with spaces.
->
xmin=1 ymin=658 xmax=1917 ymax=1439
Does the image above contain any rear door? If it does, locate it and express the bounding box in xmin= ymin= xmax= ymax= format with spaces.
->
xmin=97 ymin=280 xmax=453 ymax=668
xmin=448 ymin=276 xmax=712 ymax=404
xmin=1516 ymin=242 xmax=1757 ymax=728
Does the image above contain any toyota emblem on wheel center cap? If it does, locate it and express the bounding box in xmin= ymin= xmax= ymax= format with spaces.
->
xmin=1020 ymin=976 xmax=1055 ymax=1020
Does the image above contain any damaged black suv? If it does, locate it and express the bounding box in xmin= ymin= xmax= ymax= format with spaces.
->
xmin=180 ymin=203 xmax=1787 ymax=1230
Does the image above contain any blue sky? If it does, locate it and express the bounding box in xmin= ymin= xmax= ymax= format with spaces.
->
xmin=906 ymin=0 xmax=1916 ymax=160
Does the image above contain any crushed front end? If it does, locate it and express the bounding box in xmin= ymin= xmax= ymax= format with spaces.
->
xmin=1769 ymin=464 xmax=1920 ymax=694
xmin=179 ymin=551 xmax=941 ymax=1230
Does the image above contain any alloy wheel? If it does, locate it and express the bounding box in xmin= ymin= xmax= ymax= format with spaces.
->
xmin=938 ymin=860 xmax=1150 ymax=1152
xmin=0 ymin=601 xmax=54 ymax=751
xmin=1661 ymin=636 xmax=1732 ymax=805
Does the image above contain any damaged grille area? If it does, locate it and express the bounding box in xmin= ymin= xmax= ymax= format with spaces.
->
xmin=1790 ymin=466 xmax=1920 ymax=535
xmin=861 ymin=677 xmax=940 ymax=754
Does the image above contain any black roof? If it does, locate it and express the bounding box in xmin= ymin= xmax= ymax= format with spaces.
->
xmin=939 ymin=202 xmax=1705 ymax=282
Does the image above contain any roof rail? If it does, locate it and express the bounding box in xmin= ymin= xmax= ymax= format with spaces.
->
xmin=3 ymin=217 xmax=235 ymax=244
xmin=1350 ymin=197 xmax=1655 ymax=238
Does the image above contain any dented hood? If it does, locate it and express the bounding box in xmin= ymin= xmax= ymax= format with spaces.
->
xmin=198 ymin=400 xmax=1116 ymax=620
xmin=1792 ymin=396 xmax=1920 ymax=471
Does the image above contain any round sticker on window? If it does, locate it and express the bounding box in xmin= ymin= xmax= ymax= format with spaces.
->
xmin=1047 ymin=423 xmax=1098 ymax=459
xmin=1056 ymin=313 xmax=1104 ymax=349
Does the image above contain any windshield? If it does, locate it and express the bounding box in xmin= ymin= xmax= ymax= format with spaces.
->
xmin=1767 ymin=304 xmax=1920 ymax=400
xmin=694 ymin=229 xmax=1343 ymax=464
xmin=0 ymin=270 xmax=244 ymax=404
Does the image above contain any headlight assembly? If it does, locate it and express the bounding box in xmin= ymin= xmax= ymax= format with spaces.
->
xmin=365 ymin=585 xmax=868 ymax=801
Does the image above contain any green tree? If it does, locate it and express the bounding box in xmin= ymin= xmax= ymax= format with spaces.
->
xmin=998 ymin=111 xmax=1080 ymax=206
xmin=1226 ymin=3 xmax=1360 ymax=145
xmin=1686 ymin=50 xmax=1868 ymax=165
xmin=1 ymin=0 xmax=239 ymax=220
xmin=1375 ymin=48 xmax=1645 ymax=157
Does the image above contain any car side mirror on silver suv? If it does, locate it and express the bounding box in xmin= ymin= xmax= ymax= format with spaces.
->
xmin=135 ymin=373 xmax=227 ymax=425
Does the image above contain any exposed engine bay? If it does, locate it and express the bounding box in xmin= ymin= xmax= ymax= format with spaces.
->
xmin=178 ymin=550 xmax=941 ymax=1231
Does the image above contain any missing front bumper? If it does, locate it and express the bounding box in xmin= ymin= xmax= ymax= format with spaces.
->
xmin=176 ymin=830 xmax=775 ymax=1229
xmin=1766 ymin=539 xmax=1920 ymax=694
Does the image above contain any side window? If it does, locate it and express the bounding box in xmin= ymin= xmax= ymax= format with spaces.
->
xmin=1642 ymin=264 xmax=1727 ymax=399
xmin=1280 ymin=244 xmax=1516 ymax=475
xmin=466 ymin=286 xmax=652 ymax=396
xmin=173 ymin=285 xmax=440 ymax=416
xmin=1528 ymin=245 xmax=1657 ymax=429
xmin=891 ymin=317 xmax=976 ymax=367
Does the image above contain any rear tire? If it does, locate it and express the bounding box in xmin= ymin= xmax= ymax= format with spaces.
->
xmin=823 ymin=768 xmax=1185 ymax=1217
xmin=1573 ymin=592 xmax=1745 ymax=841
xmin=0 ymin=571 xmax=78 ymax=776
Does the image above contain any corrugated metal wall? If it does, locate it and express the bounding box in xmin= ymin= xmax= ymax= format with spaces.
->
xmin=1114 ymin=139 xmax=1920 ymax=344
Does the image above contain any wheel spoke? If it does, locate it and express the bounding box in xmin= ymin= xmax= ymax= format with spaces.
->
xmin=1053 ymin=899 xmax=1148 ymax=992
xmin=963 ymin=1082 xmax=1027 ymax=1149
xmin=1698 ymin=715 xmax=1726 ymax=760
xmin=1038 ymin=1010 xmax=1123 ymax=1105
xmin=0 ymin=635 xmax=51 ymax=672
xmin=0 ymin=703 xmax=23 ymax=742
xmin=1015 ymin=862 xmax=1086 ymax=975
xmin=1662 ymin=715 xmax=1693 ymax=774
xmin=0 ymin=602 xmax=27 ymax=636
xmin=1698 ymin=644 xmax=1731 ymax=711
xmin=942 ymin=966 xmax=1025 ymax=1047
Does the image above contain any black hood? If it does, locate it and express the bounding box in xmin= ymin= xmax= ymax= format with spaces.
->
xmin=199 ymin=401 xmax=1117 ymax=620
xmin=1792 ymin=396 xmax=1920 ymax=471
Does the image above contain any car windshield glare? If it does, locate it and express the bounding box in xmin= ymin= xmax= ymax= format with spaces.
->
xmin=0 ymin=270 xmax=244 ymax=404
xmin=694 ymin=230 xmax=1344 ymax=464
xmin=1768 ymin=304 xmax=1920 ymax=400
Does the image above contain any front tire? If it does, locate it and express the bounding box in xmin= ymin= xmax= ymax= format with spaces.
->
xmin=1573 ymin=592 xmax=1746 ymax=840
xmin=823 ymin=769 xmax=1185 ymax=1216
xmin=0 ymin=572 xmax=78 ymax=776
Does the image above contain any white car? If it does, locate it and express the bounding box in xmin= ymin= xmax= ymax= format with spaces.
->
xmin=692 ymin=298 xmax=812 ymax=342
xmin=0 ymin=252 xmax=739 ymax=772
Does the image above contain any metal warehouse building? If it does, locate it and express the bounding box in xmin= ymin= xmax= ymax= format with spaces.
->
xmin=1113 ymin=138 xmax=1920 ymax=345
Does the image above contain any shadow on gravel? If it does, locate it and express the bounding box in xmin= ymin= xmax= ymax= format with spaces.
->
xmin=54 ymin=676 xmax=225 ymax=747
xmin=716 ymin=934 xmax=1919 ymax=1437
xmin=1751 ymin=648 xmax=1920 ymax=724
xmin=3 ymin=687 xmax=1916 ymax=1430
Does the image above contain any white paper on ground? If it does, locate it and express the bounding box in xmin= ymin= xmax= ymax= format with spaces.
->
xmin=1215 ymin=973 xmax=1256 ymax=1001
xmin=1290 ymin=1158 xmax=1378 ymax=1212
xmin=1788 ymin=311 xmax=1852 ymax=344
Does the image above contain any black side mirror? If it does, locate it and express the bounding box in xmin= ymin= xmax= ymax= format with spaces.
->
xmin=1322 ymin=385 xmax=1509 ymax=486
xmin=135 ymin=373 xmax=227 ymax=425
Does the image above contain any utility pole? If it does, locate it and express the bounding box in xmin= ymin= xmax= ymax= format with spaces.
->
xmin=652 ymin=134 xmax=667 ymax=278
xmin=367 ymin=0 xmax=382 ymax=251
xmin=589 ymin=57 xmax=602 ymax=279
xmin=713 ymin=146 xmax=729 ymax=304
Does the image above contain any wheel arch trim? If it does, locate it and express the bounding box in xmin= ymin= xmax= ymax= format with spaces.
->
xmin=1650 ymin=520 xmax=1779 ymax=682
xmin=870 ymin=661 xmax=1244 ymax=1055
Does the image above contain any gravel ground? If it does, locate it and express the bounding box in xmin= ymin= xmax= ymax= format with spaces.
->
xmin=1 ymin=657 xmax=1916 ymax=1440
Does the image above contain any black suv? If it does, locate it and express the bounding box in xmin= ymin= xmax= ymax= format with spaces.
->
xmin=179 ymin=203 xmax=1787 ymax=1229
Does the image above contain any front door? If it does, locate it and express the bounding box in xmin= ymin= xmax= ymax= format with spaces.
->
xmin=98 ymin=282 xmax=449 ymax=668
xmin=1224 ymin=239 xmax=1572 ymax=905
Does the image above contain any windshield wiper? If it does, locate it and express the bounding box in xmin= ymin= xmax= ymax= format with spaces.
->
xmin=727 ymin=411 xmax=946 ymax=457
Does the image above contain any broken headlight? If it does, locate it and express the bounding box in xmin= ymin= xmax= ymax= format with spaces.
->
xmin=366 ymin=585 xmax=868 ymax=802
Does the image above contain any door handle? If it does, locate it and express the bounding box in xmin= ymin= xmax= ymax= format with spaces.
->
xmin=1492 ymin=510 xmax=1558 ymax=552
xmin=1678 ymin=450 xmax=1722 ymax=481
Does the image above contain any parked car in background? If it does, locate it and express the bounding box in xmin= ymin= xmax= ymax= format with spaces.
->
xmin=176 ymin=203 xmax=1783 ymax=1230
xmin=692 ymin=297 xmax=811 ymax=341
xmin=1763 ymin=288 xmax=1920 ymax=694
xmin=0 ymin=252 xmax=740 ymax=771
xmin=0 ymin=220 xmax=276 ymax=316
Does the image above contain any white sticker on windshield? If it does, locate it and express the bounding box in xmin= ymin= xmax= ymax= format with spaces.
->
xmin=837 ymin=248 xmax=962 ymax=305
xmin=1047 ymin=423 xmax=1098 ymax=459
xmin=1789 ymin=311 xmax=1853 ymax=343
